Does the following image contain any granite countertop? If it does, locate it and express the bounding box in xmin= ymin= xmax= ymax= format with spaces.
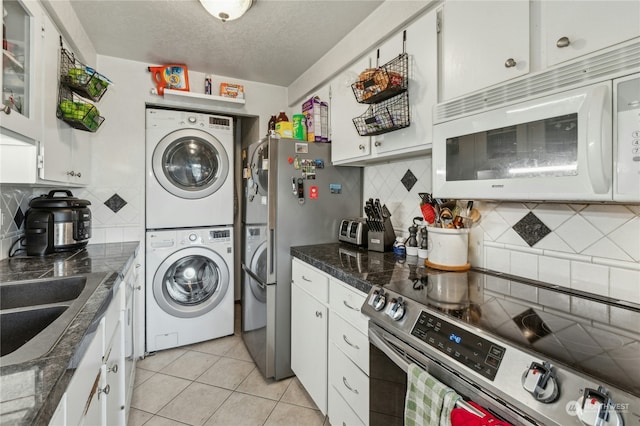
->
xmin=0 ymin=242 xmax=139 ymax=426
xmin=290 ymin=242 xmax=429 ymax=294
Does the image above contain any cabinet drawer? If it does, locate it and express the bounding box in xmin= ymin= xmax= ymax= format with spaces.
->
xmin=330 ymin=279 xmax=368 ymax=333
xmin=292 ymin=259 xmax=329 ymax=303
xmin=330 ymin=312 xmax=369 ymax=375
xmin=329 ymin=385 xmax=366 ymax=426
xmin=329 ymin=343 xmax=369 ymax=424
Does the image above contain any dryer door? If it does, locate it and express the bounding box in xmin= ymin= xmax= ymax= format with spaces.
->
xmin=152 ymin=128 xmax=230 ymax=199
xmin=153 ymin=247 xmax=230 ymax=318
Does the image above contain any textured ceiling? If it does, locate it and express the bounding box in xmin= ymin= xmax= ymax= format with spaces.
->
xmin=69 ymin=0 xmax=384 ymax=87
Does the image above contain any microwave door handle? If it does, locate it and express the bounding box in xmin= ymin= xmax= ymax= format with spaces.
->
xmin=369 ymin=327 xmax=486 ymax=419
xmin=585 ymin=84 xmax=612 ymax=194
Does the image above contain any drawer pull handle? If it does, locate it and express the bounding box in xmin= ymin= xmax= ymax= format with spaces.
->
xmin=316 ymin=311 xmax=323 ymax=318
xmin=99 ymin=384 xmax=110 ymax=397
xmin=107 ymin=363 xmax=118 ymax=373
xmin=556 ymin=36 xmax=571 ymax=48
xmin=302 ymin=275 xmax=312 ymax=282
xmin=343 ymin=334 xmax=360 ymax=350
xmin=343 ymin=300 xmax=360 ymax=312
xmin=342 ymin=376 xmax=359 ymax=395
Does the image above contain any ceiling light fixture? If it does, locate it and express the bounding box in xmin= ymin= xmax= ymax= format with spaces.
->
xmin=199 ymin=0 xmax=253 ymax=22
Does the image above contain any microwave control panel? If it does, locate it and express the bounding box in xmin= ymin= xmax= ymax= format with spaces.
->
xmin=614 ymin=73 xmax=640 ymax=202
xmin=411 ymin=311 xmax=505 ymax=380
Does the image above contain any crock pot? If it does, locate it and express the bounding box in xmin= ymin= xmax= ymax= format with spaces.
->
xmin=25 ymin=190 xmax=92 ymax=256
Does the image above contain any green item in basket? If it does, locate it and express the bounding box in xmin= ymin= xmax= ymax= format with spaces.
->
xmin=68 ymin=67 xmax=90 ymax=85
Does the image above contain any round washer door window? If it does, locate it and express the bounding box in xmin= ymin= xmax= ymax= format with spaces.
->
xmin=153 ymin=247 xmax=230 ymax=318
xmin=153 ymin=128 xmax=230 ymax=199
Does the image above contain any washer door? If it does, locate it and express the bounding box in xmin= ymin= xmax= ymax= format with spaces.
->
xmin=249 ymin=241 xmax=267 ymax=303
xmin=152 ymin=128 xmax=230 ymax=199
xmin=153 ymin=247 xmax=230 ymax=318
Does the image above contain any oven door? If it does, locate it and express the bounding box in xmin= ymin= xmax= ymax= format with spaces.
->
xmin=368 ymin=323 xmax=539 ymax=426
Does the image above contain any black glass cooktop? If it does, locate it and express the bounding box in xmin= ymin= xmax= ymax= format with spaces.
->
xmin=381 ymin=265 xmax=640 ymax=398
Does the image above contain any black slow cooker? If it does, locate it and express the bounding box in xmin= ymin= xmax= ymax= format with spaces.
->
xmin=25 ymin=190 xmax=92 ymax=256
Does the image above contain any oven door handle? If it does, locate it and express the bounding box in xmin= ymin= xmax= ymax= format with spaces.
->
xmin=369 ymin=326 xmax=486 ymax=419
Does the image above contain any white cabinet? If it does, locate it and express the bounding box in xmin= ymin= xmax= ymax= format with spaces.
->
xmin=290 ymin=259 xmax=329 ymax=414
xmin=370 ymin=10 xmax=437 ymax=159
xmin=1 ymin=0 xmax=43 ymax=143
xmin=330 ymin=9 xmax=437 ymax=166
xmin=39 ymin=12 xmax=90 ymax=185
xmin=330 ymin=54 xmax=372 ymax=164
xmin=104 ymin=317 xmax=125 ymax=426
xmin=328 ymin=278 xmax=369 ymax=425
xmin=440 ymin=0 xmax=529 ymax=101
xmin=542 ymin=1 xmax=640 ymax=67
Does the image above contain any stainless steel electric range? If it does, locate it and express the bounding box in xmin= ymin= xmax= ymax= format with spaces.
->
xmin=361 ymin=266 xmax=640 ymax=426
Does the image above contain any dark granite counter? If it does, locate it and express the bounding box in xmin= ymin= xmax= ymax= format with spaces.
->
xmin=291 ymin=242 xmax=428 ymax=294
xmin=0 ymin=242 xmax=139 ymax=426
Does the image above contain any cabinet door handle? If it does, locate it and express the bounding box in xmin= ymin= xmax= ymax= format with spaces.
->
xmin=556 ymin=36 xmax=571 ymax=48
xmin=2 ymin=105 xmax=11 ymax=115
xmin=343 ymin=300 xmax=360 ymax=312
xmin=315 ymin=311 xmax=323 ymax=318
xmin=374 ymin=141 xmax=381 ymax=147
xmin=358 ymin=144 xmax=365 ymax=150
xmin=301 ymin=275 xmax=312 ymax=282
xmin=98 ymin=384 xmax=110 ymax=398
xmin=343 ymin=334 xmax=360 ymax=350
xmin=342 ymin=376 xmax=359 ymax=394
xmin=504 ymin=58 xmax=517 ymax=68
xmin=107 ymin=363 xmax=118 ymax=374
xmin=76 ymin=172 xmax=82 ymax=178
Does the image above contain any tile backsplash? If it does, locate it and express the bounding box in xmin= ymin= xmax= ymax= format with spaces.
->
xmin=0 ymin=185 xmax=142 ymax=259
xmin=364 ymin=155 xmax=640 ymax=305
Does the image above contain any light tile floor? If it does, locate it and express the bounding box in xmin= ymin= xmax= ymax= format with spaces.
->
xmin=128 ymin=304 xmax=330 ymax=426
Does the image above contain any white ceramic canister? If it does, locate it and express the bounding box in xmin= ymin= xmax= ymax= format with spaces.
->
xmin=427 ymin=226 xmax=471 ymax=267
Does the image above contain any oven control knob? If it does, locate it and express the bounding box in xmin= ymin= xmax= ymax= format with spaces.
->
xmin=575 ymin=386 xmax=623 ymax=426
xmin=368 ymin=287 xmax=387 ymax=311
xmin=386 ymin=297 xmax=405 ymax=321
xmin=521 ymin=361 xmax=559 ymax=403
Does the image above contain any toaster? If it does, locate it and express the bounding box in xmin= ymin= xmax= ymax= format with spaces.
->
xmin=339 ymin=218 xmax=368 ymax=247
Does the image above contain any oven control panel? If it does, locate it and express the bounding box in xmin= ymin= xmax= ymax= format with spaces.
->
xmin=411 ymin=311 xmax=505 ymax=380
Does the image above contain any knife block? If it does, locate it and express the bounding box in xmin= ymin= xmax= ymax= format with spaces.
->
xmin=368 ymin=217 xmax=396 ymax=252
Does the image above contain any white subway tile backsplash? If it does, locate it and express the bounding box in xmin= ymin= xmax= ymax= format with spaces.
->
xmin=485 ymin=246 xmax=510 ymax=273
xmin=609 ymin=268 xmax=640 ymax=304
xmin=533 ymin=204 xmax=574 ymax=230
xmin=481 ymin=210 xmax=511 ymax=242
xmin=510 ymin=251 xmax=538 ymax=280
xmin=582 ymin=237 xmax=634 ymax=262
xmin=608 ymin=217 xmax=640 ymax=262
xmin=539 ymin=256 xmax=571 ymax=287
xmin=494 ymin=203 xmax=530 ymax=226
xmin=581 ymin=204 xmax=635 ymax=235
xmin=570 ymin=262 xmax=610 ymax=296
xmin=534 ymin=233 xmax=574 ymax=253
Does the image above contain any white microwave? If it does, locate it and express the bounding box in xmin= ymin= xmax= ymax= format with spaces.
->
xmin=432 ymin=74 xmax=640 ymax=202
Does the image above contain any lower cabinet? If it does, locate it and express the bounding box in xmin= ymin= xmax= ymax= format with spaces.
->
xmin=291 ymin=259 xmax=329 ymax=414
xmin=50 ymin=259 xmax=136 ymax=426
xmin=290 ymin=259 xmax=369 ymax=424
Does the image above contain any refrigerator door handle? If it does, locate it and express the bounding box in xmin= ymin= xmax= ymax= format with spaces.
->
xmin=269 ymin=228 xmax=275 ymax=277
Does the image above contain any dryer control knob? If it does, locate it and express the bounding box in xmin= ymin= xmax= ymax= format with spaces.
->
xmin=188 ymin=116 xmax=197 ymax=123
xmin=188 ymin=233 xmax=198 ymax=242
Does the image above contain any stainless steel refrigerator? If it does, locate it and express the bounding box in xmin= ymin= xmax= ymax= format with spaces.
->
xmin=241 ymin=136 xmax=362 ymax=380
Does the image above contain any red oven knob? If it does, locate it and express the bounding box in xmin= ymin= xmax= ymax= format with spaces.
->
xmin=521 ymin=361 xmax=559 ymax=403
xmin=386 ymin=297 xmax=405 ymax=321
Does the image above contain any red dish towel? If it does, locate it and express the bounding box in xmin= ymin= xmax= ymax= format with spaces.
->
xmin=450 ymin=401 xmax=513 ymax=426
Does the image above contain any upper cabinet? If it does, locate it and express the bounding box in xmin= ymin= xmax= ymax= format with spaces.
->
xmin=542 ymin=0 xmax=640 ymax=67
xmin=440 ymin=0 xmax=529 ymax=101
xmin=331 ymin=9 xmax=437 ymax=166
xmin=2 ymin=0 xmax=43 ymax=142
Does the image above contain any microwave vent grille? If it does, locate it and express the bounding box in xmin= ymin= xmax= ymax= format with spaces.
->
xmin=435 ymin=38 xmax=640 ymax=123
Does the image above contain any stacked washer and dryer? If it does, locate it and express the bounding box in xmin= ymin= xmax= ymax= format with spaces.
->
xmin=145 ymin=108 xmax=235 ymax=352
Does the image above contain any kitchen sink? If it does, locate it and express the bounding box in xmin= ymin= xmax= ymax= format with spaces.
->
xmin=0 ymin=276 xmax=86 ymax=310
xmin=0 ymin=272 xmax=110 ymax=366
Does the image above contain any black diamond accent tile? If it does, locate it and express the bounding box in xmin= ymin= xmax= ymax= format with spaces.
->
xmin=401 ymin=169 xmax=418 ymax=192
xmin=513 ymin=212 xmax=551 ymax=247
xmin=104 ymin=193 xmax=127 ymax=213
xmin=14 ymin=207 xmax=24 ymax=229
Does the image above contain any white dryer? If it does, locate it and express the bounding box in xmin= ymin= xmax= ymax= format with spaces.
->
xmin=241 ymin=224 xmax=267 ymax=332
xmin=146 ymin=108 xmax=234 ymax=229
xmin=146 ymin=226 xmax=234 ymax=352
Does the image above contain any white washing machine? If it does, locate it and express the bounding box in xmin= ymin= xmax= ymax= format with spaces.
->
xmin=146 ymin=108 xmax=234 ymax=229
xmin=146 ymin=226 xmax=234 ymax=352
xmin=241 ymin=225 xmax=267 ymax=332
